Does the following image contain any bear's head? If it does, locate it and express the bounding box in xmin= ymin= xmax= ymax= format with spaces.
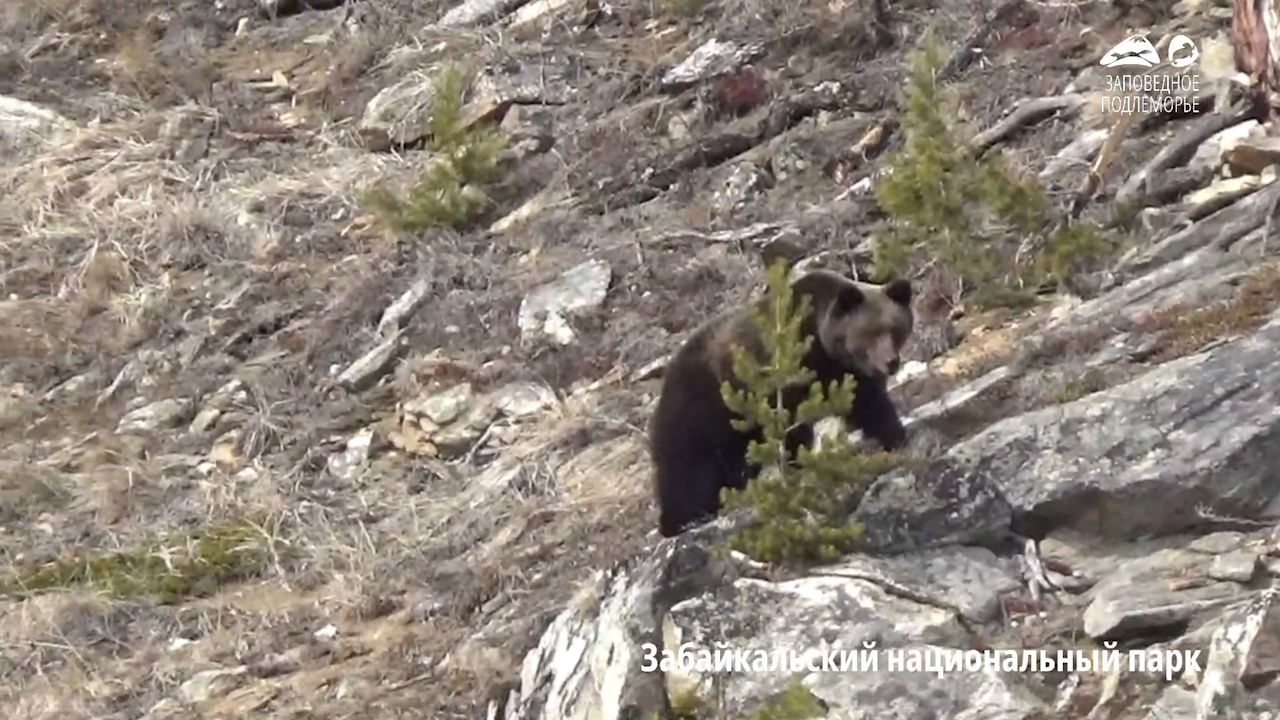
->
xmin=818 ymin=276 xmax=914 ymax=381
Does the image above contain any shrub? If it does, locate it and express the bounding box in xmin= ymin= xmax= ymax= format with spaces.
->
xmin=747 ymin=683 xmax=826 ymax=720
xmin=360 ymin=63 xmax=507 ymax=233
xmin=872 ymin=32 xmax=1111 ymax=308
xmin=2 ymin=520 xmax=273 ymax=603
xmin=719 ymin=260 xmax=899 ymax=565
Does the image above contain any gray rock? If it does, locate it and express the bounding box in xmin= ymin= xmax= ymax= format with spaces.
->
xmin=1083 ymin=548 xmax=1248 ymax=639
xmin=505 ymin=529 xmax=738 ymax=720
xmin=336 ymin=330 xmax=405 ymax=391
xmin=1039 ymin=128 xmax=1109 ymax=183
xmin=376 ymin=278 xmax=432 ymax=339
xmin=411 ymin=383 xmax=473 ymax=426
xmin=817 ymin=546 xmax=1022 ymax=623
xmin=1210 ymin=551 xmax=1261 ymax=583
xmin=1145 ymin=685 xmax=1198 ymax=720
xmin=660 ymin=39 xmax=767 ymax=91
xmin=1190 ymin=531 xmax=1248 ymax=555
xmin=0 ymin=95 xmax=76 ymax=155
xmin=493 ymin=382 xmax=557 ymax=419
xmin=1197 ymin=589 xmax=1280 ymax=717
xmin=433 ymin=400 xmax=501 ymax=457
xmin=663 ymin=575 xmax=969 ymax=713
xmin=937 ymin=309 xmax=1280 ymax=543
xmin=327 ymin=428 xmax=373 ymax=483
xmin=436 ymin=0 xmax=530 ymax=28
xmin=1181 ymin=172 xmax=1272 ymax=221
xmin=852 ymin=457 xmax=1013 ymax=554
xmin=712 ymin=163 xmax=772 ymax=216
xmin=1038 ymin=529 xmax=1188 ymax=591
xmin=117 ymin=399 xmax=194 ymax=434
xmin=805 ymin=646 xmax=1050 ymax=719
xmin=359 ymin=72 xmax=435 ymax=149
xmin=1115 ymin=180 xmax=1280 ymax=280
xmin=517 ymin=259 xmax=612 ymax=345
xmin=902 ymin=364 xmax=1015 ymax=431
xmin=178 ymin=666 xmax=248 ymax=705
xmin=358 ymin=64 xmax=517 ymax=150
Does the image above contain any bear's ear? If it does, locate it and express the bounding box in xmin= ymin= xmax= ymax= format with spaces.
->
xmin=835 ymin=284 xmax=864 ymax=314
xmin=884 ymin=278 xmax=912 ymax=307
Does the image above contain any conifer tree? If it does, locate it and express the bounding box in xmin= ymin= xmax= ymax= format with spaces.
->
xmin=360 ymin=63 xmax=507 ymax=233
xmin=720 ymin=260 xmax=897 ymax=564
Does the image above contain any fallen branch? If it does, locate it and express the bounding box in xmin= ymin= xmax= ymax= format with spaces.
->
xmin=937 ymin=0 xmax=1029 ymax=83
xmin=1146 ymin=164 xmax=1220 ymax=213
xmin=971 ymin=94 xmax=1087 ymax=156
xmin=1069 ymin=110 xmax=1140 ymax=218
xmin=579 ymin=87 xmax=848 ymax=214
xmin=1115 ymin=101 xmax=1255 ymax=207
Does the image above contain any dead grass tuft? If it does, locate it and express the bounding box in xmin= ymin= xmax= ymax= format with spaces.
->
xmin=1135 ymin=264 xmax=1280 ymax=365
xmin=1046 ymin=367 xmax=1111 ymax=405
xmin=0 ymin=462 xmax=71 ymax=523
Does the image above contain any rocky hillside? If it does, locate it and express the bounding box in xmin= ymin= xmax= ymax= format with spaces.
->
xmin=4 ymin=0 xmax=1280 ymax=718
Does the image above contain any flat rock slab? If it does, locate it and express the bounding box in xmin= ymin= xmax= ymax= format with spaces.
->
xmin=1083 ymin=548 xmax=1252 ymax=639
xmin=852 ymin=457 xmax=1013 ymax=554
xmin=663 ymin=574 xmax=970 ymax=714
xmin=939 ymin=312 xmax=1280 ymax=542
xmin=817 ymin=546 xmax=1022 ymax=623
xmin=806 ymin=644 xmax=1050 ymax=720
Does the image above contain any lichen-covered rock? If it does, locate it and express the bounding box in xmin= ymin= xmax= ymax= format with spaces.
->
xmin=817 ymin=546 xmax=1022 ymax=623
xmin=803 ymin=645 xmax=1050 ymax=720
xmin=517 ymin=259 xmax=612 ymax=345
xmin=662 ymin=574 xmax=970 ymax=713
xmin=504 ymin=530 xmax=737 ymax=720
xmin=851 ymin=457 xmax=1013 ymax=554
xmin=1196 ymin=589 xmax=1280 ymax=718
xmin=1083 ymin=548 xmax=1251 ymax=640
xmin=927 ymin=309 xmax=1280 ymax=543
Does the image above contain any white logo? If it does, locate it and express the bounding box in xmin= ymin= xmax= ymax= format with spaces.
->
xmin=1167 ymin=34 xmax=1199 ymax=67
xmin=1100 ymin=34 xmax=1160 ymax=68
xmin=1099 ymin=33 xmax=1198 ymax=68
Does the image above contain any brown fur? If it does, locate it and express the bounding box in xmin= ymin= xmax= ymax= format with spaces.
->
xmin=649 ymin=270 xmax=914 ymax=537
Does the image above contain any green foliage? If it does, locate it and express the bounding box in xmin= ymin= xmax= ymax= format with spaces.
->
xmin=651 ymin=682 xmax=824 ymax=720
xmin=668 ymin=689 xmax=711 ymax=720
xmin=746 ymin=683 xmax=826 ymax=720
xmin=2 ymin=520 xmax=272 ymax=603
xmin=872 ymin=31 xmax=1112 ymax=308
xmin=719 ymin=260 xmax=900 ymax=565
xmin=360 ymin=63 xmax=507 ymax=233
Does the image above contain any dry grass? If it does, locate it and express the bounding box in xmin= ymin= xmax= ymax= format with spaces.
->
xmin=1135 ymin=264 xmax=1280 ymax=365
xmin=1045 ymin=367 xmax=1112 ymax=405
xmin=0 ymin=0 xmax=1204 ymax=718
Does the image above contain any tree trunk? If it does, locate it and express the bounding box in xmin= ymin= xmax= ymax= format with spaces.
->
xmin=1232 ymin=0 xmax=1280 ymax=119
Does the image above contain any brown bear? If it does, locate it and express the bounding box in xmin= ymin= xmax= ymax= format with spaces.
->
xmin=648 ymin=269 xmax=914 ymax=537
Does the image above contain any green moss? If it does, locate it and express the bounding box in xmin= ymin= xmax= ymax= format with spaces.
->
xmin=668 ymin=689 xmax=711 ymax=720
xmin=746 ymin=683 xmax=826 ymax=720
xmin=872 ymin=31 xmax=1113 ymax=308
xmin=2 ymin=520 xmax=271 ymax=603
xmin=360 ymin=62 xmax=507 ymax=234
xmin=718 ymin=260 xmax=901 ymax=565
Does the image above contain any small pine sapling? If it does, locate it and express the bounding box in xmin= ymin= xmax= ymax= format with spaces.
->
xmin=360 ymin=63 xmax=507 ymax=233
xmin=872 ymin=31 xmax=1111 ymax=308
xmin=719 ymin=260 xmax=898 ymax=564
